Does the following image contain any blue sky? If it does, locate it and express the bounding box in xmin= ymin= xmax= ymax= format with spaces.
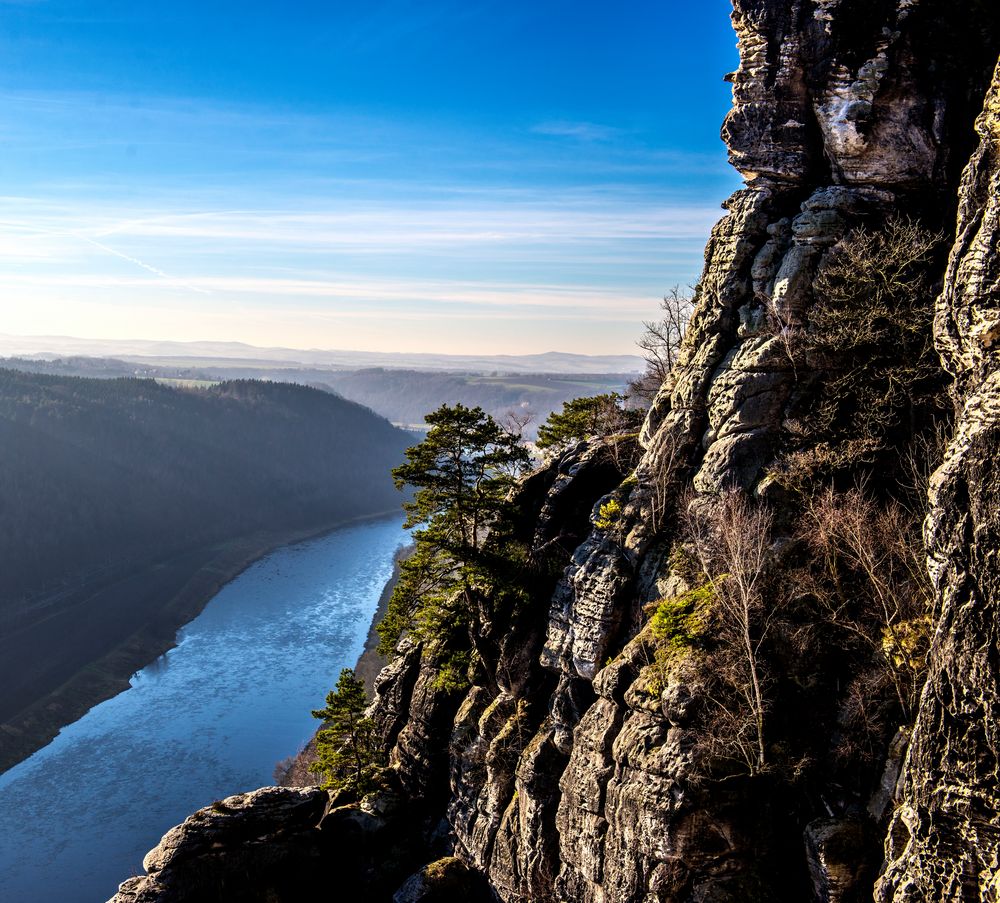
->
xmin=0 ymin=0 xmax=741 ymax=355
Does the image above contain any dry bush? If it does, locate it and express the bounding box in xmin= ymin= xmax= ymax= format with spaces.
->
xmin=760 ymin=289 xmax=805 ymax=379
xmin=799 ymin=487 xmax=932 ymax=720
xmin=630 ymin=287 xmax=696 ymax=403
xmin=899 ymin=417 xmax=951 ymax=505
xmin=771 ymin=216 xmax=948 ymax=489
xmin=832 ymin=667 xmax=898 ymax=769
xmin=640 ymin=431 xmax=686 ymax=532
xmin=669 ymin=485 xmax=930 ymax=785
xmin=685 ymin=492 xmax=775 ymax=775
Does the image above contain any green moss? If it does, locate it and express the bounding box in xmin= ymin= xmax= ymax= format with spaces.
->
xmin=650 ymin=583 xmax=713 ymax=651
xmin=595 ymin=498 xmax=622 ymax=530
xmin=645 ymin=583 xmax=714 ymax=696
xmin=668 ymin=543 xmax=706 ymax=587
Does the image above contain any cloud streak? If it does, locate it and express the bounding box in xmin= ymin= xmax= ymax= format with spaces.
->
xmin=0 ymin=84 xmax=736 ymax=354
xmin=531 ymin=120 xmax=623 ymax=142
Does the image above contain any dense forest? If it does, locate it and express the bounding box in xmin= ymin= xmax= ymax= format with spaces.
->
xmin=0 ymin=357 xmax=630 ymax=438
xmin=0 ymin=368 xmax=411 ymax=755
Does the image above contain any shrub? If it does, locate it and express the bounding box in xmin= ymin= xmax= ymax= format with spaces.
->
xmin=650 ymin=584 xmax=714 ymax=652
xmin=310 ymin=668 xmax=384 ymax=796
xmin=594 ymin=498 xmax=623 ymax=531
xmin=536 ymin=393 xmax=643 ymax=453
xmin=773 ymin=216 xmax=948 ymax=488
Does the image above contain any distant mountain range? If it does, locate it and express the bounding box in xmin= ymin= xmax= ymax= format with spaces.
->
xmin=0 ymin=333 xmax=644 ymax=375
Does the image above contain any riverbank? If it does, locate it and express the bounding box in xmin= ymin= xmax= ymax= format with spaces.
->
xmin=354 ymin=544 xmax=412 ymax=693
xmin=277 ymin=543 xmax=411 ymax=787
xmin=0 ymin=517 xmax=411 ymax=903
xmin=0 ymin=511 xmax=400 ymax=775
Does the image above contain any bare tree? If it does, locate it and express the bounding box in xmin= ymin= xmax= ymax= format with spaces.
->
xmin=687 ymin=492 xmax=774 ymax=773
xmin=760 ymin=289 xmax=804 ymax=380
xmin=500 ymin=407 xmax=536 ymax=442
xmin=800 ymin=487 xmax=932 ymax=719
xmin=640 ymin=431 xmax=685 ymax=532
xmin=899 ymin=418 xmax=950 ymax=507
xmin=630 ymin=287 xmax=695 ymax=403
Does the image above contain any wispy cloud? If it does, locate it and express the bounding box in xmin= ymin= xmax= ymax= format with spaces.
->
xmin=531 ymin=120 xmax=623 ymax=142
xmin=0 ymin=195 xmax=719 ymax=251
xmin=0 ymin=270 xmax=656 ymax=314
xmin=0 ymin=182 xmax=719 ymax=353
xmin=1 ymin=196 xmax=688 ymax=305
xmin=0 ymin=86 xmax=736 ymax=354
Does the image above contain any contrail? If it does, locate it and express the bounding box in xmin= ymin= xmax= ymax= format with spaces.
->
xmin=81 ymin=236 xmax=211 ymax=294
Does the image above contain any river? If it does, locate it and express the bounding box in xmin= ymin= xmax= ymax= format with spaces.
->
xmin=0 ymin=516 xmax=408 ymax=903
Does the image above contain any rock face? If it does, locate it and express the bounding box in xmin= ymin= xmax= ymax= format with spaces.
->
xmin=374 ymin=4 xmax=998 ymax=900
xmin=110 ymin=788 xmax=329 ymax=903
xmin=115 ymin=5 xmax=1000 ymax=902
xmin=876 ymin=60 xmax=1000 ymax=903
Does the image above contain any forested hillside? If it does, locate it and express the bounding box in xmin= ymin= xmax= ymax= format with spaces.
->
xmin=321 ymin=369 xmax=630 ymax=433
xmin=0 ymin=357 xmax=631 ymax=438
xmin=0 ymin=369 xmax=410 ymax=767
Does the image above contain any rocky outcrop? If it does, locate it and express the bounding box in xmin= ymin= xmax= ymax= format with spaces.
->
xmin=111 ymin=788 xmax=329 ymax=902
xmin=393 ymin=856 xmax=491 ymax=903
xmin=665 ymin=0 xmax=999 ymax=500
xmin=877 ymin=59 xmax=1000 ymax=902
xmin=109 ymin=780 xmax=488 ymax=903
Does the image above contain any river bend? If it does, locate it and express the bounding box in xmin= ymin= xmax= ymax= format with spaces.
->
xmin=0 ymin=517 xmax=407 ymax=903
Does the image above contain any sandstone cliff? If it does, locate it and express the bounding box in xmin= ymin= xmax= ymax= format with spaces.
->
xmin=877 ymin=59 xmax=1000 ymax=903
xmin=113 ymin=3 xmax=1000 ymax=902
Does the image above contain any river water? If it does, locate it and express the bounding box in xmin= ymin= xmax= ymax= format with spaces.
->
xmin=0 ymin=517 xmax=408 ymax=903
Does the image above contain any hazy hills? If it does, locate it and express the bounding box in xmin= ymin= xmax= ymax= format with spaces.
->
xmin=0 ymin=333 xmax=644 ymax=375
xmin=0 ymin=355 xmax=633 ymax=438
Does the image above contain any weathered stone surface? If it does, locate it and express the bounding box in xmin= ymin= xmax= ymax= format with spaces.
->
xmin=390 ymin=648 xmax=463 ymax=802
xmin=108 ymin=787 xmax=329 ymax=903
xmin=877 ymin=59 xmax=1000 ymax=903
xmin=804 ymin=818 xmax=875 ymax=903
xmin=541 ymin=529 xmax=636 ymax=681
xmin=370 ymin=636 xmax=423 ymax=750
xmin=431 ymin=4 xmax=1000 ymax=901
xmin=456 ymin=4 xmax=998 ymax=900
xmin=647 ymin=0 xmax=999 ymax=499
xmin=393 ymin=856 xmax=490 ymax=903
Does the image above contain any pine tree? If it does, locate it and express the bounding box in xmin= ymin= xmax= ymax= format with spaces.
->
xmin=309 ymin=668 xmax=381 ymax=795
xmin=535 ymin=393 xmax=642 ymax=453
xmin=377 ymin=405 xmax=532 ymax=687
xmin=392 ymin=403 xmax=531 ymax=563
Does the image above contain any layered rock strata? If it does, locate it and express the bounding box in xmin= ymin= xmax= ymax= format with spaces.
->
xmin=384 ymin=3 xmax=1000 ymax=900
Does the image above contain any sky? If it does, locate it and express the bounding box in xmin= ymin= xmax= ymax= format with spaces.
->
xmin=0 ymin=0 xmax=741 ymax=356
